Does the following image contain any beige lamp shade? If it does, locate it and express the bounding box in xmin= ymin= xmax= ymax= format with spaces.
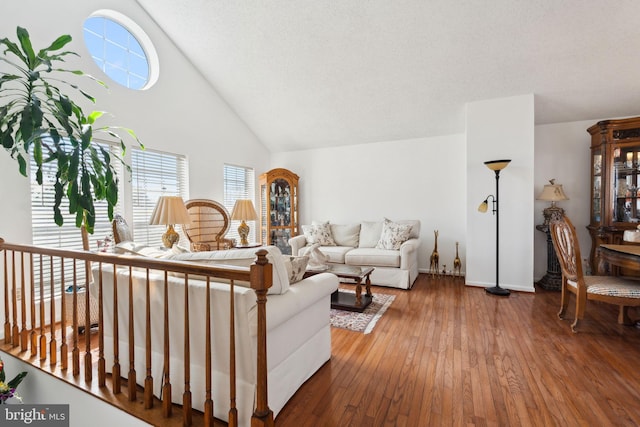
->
xmin=484 ymin=159 xmax=511 ymax=171
xmin=231 ymin=199 xmax=259 ymax=246
xmin=537 ymin=179 xmax=569 ymax=203
xmin=231 ymin=199 xmax=259 ymax=221
xmin=149 ymin=196 xmax=191 ymax=248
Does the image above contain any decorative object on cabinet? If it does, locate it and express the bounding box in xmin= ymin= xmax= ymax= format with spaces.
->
xmin=149 ymin=196 xmax=191 ymax=248
xmin=587 ymin=116 xmax=640 ymax=274
xmin=259 ymin=168 xmax=299 ymax=255
xmin=230 ymin=199 xmax=259 ymax=247
xmin=453 ymin=242 xmax=462 ymax=277
xmin=478 ymin=159 xmax=511 ymax=296
xmin=183 ymin=199 xmax=232 ymax=251
xmin=535 ymin=179 xmax=569 ymax=291
xmin=429 ymin=230 xmax=439 ymax=277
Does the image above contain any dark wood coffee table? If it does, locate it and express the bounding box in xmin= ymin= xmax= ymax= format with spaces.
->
xmin=305 ymin=264 xmax=374 ymax=312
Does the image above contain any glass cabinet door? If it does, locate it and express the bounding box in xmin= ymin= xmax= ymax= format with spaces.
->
xmin=612 ymin=146 xmax=640 ymax=224
xmin=259 ymin=168 xmax=299 ymax=255
xmin=270 ymin=178 xmax=292 ymax=226
xmin=592 ymin=149 xmax=602 ymax=223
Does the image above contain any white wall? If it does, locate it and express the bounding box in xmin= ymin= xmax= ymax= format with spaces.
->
xmin=533 ymin=119 xmax=596 ymax=279
xmin=466 ymin=94 xmax=535 ymax=292
xmin=0 ymin=353 xmax=151 ymax=426
xmin=272 ymin=134 xmax=467 ymax=273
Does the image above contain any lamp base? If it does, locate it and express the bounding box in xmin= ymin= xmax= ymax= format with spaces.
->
xmin=237 ymin=220 xmax=250 ymax=247
xmin=162 ymin=224 xmax=179 ymax=248
xmin=542 ymin=205 xmax=565 ymax=226
xmin=485 ymin=286 xmax=510 ymax=297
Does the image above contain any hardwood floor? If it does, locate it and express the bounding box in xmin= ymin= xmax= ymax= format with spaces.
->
xmin=275 ymin=274 xmax=640 ymax=426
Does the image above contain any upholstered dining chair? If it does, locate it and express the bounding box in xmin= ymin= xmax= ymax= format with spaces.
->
xmin=549 ymin=214 xmax=640 ymax=332
xmin=182 ymin=199 xmax=233 ymax=251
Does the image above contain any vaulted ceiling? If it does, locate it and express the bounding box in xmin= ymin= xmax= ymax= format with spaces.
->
xmin=135 ymin=0 xmax=640 ymax=152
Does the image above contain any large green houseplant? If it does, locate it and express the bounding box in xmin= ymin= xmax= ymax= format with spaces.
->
xmin=0 ymin=27 xmax=141 ymax=233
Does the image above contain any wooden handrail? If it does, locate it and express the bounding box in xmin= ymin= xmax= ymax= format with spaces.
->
xmin=0 ymin=237 xmax=272 ymax=427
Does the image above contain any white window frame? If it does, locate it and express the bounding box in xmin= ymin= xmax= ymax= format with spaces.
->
xmin=223 ymin=164 xmax=256 ymax=244
xmin=131 ymin=147 xmax=189 ymax=247
xmin=83 ymin=9 xmax=160 ymax=90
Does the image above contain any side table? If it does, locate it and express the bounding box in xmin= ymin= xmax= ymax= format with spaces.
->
xmin=536 ymin=223 xmax=562 ymax=291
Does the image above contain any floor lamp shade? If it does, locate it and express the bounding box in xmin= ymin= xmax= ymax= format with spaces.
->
xmin=480 ymin=159 xmax=511 ymax=296
xmin=149 ymin=196 xmax=191 ymax=248
xmin=231 ymin=199 xmax=259 ymax=246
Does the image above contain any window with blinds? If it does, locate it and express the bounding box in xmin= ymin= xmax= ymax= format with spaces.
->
xmin=31 ymin=139 xmax=124 ymax=299
xmin=131 ymin=148 xmax=189 ymax=246
xmin=223 ymin=164 xmax=256 ymax=243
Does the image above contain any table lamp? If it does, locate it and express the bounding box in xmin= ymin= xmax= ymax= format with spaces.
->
xmin=231 ymin=199 xmax=259 ymax=246
xmin=149 ymin=196 xmax=191 ymax=248
xmin=537 ymin=179 xmax=569 ymax=225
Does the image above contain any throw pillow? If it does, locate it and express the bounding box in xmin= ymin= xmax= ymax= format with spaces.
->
xmin=288 ymin=255 xmax=309 ymax=284
xmin=358 ymin=221 xmax=383 ymax=248
xmin=302 ymin=222 xmax=336 ymax=246
xmin=330 ymin=223 xmax=361 ymax=247
xmin=376 ymin=218 xmax=412 ymax=250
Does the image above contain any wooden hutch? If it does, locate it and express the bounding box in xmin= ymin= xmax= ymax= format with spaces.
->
xmin=588 ymin=116 xmax=640 ymax=274
xmin=259 ymin=168 xmax=299 ymax=255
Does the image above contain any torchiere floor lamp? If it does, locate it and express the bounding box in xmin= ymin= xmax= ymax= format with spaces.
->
xmin=478 ymin=159 xmax=511 ymax=296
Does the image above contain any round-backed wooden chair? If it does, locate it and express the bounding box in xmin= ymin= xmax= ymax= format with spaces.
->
xmin=549 ymin=214 xmax=640 ymax=332
xmin=182 ymin=199 xmax=233 ymax=251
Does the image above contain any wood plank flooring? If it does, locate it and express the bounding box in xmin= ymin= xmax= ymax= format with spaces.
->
xmin=275 ymin=274 xmax=640 ymax=426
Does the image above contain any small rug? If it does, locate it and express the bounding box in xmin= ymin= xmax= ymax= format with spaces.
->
xmin=330 ymin=291 xmax=395 ymax=334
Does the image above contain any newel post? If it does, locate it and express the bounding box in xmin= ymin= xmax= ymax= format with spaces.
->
xmin=250 ymin=250 xmax=274 ymax=427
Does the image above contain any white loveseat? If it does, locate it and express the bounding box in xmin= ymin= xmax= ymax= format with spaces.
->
xmin=94 ymin=245 xmax=338 ymax=427
xmin=289 ymin=219 xmax=421 ymax=289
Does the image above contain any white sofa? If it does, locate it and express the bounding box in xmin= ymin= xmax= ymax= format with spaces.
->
xmin=289 ymin=219 xmax=421 ymax=289
xmin=94 ymin=246 xmax=338 ymax=427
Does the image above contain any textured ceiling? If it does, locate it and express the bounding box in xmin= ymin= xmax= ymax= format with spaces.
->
xmin=136 ymin=0 xmax=640 ymax=152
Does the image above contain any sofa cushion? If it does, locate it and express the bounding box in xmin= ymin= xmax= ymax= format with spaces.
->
xmin=302 ymin=222 xmax=336 ymax=246
xmin=330 ymin=223 xmax=361 ymax=247
xmin=376 ymin=218 xmax=412 ymax=250
xmin=166 ymin=245 xmax=290 ymax=295
xmin=345 ymin=247 xmax=401 ymax=268
xmin=358 ymin=221 xmax=383 ymax=248
xmin=300 ymin=245 xmax=352 ymax=264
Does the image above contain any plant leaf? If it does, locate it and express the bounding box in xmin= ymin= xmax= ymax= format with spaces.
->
xmin=39 ymin=34 xmax=72 ymax=55
xmin=7 ymin=371 xmax=27 ymax=389
xmin=16 ymin=27 xmax=36 ymax=67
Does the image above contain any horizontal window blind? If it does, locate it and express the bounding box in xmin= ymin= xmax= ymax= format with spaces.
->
xmin=223 ymin=164 xmax=256 ymax=243
xmin=131 ymin=147 xmax=189 ymax=247
xmin=31 ymin=139 xmax=124 ymax=299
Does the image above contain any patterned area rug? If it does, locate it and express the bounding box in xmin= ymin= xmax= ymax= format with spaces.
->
xmin=330 ymin=291 xmax=395 ymax=334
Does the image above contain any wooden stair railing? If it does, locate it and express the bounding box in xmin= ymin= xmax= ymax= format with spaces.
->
xmin=0 ymin=238 xmax=274 ymax=427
